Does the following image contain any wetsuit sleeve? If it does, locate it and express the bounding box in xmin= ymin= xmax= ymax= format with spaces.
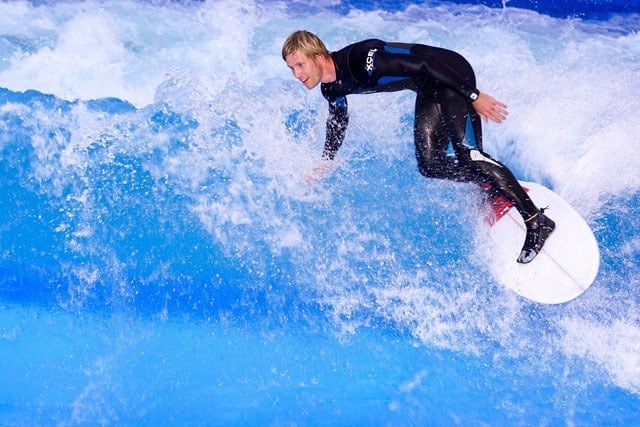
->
xmin=322 ymin=96 xmax=349 ymax=160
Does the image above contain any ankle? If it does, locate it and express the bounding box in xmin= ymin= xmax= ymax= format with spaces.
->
xmin=524 ymin=211 xmax=540 ymax=223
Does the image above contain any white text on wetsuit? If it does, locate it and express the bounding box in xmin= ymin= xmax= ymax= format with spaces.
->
xmin=365 ymin=48 xmax=377 ymax=75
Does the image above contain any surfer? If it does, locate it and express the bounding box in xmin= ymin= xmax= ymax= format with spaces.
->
xmin=282 ymin=30 xmax=554 ymax=263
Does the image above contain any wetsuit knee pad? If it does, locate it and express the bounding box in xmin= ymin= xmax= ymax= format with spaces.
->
xmin=417 ymin=162 xmax=439 ymax=178
xmin=417 ymin=158 xmax=452 ymax=179
xmin=416 ymin=155 xmax=472 ymax=182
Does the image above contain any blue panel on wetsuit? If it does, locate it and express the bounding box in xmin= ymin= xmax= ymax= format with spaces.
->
xmin=462 ymin=115 xmax=478 ymax=149
xmin=384 ymin=45 xmax=411 ymax=55
xmin=377 ymin=76 xmax=408 ymax=85
xmin=447 ymin=116 xmax=477 ymax=156
xmin=446 ymin=141 xmax=455 ymax=157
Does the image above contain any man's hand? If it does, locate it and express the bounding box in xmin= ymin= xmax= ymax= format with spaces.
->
xmin=472 ymin=92 xmax=509 ymax=123
xmin=305 ymin=161 xmax=334 ymax=183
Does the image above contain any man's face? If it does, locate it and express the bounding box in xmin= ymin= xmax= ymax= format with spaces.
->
xmin=285 ymin=49 xmax=323 ymax=90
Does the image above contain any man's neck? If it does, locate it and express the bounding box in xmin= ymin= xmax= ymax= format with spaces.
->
xmin=320 ymin=55 xmax=337 ymax=83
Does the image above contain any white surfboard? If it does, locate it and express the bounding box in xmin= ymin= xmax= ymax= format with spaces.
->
xmin=480 ymin=181 xmax=600 ymax=304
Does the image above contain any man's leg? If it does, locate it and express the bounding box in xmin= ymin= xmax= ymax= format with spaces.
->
xmin=419 ymin=89 xmax=555 ymax=263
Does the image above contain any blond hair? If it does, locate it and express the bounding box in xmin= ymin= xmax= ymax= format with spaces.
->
xmin=281 ymin=30 xmax=330 ymax=61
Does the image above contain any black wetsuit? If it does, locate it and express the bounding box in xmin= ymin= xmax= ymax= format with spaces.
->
xmin=320 ymin=39 xmax=538 ymax=220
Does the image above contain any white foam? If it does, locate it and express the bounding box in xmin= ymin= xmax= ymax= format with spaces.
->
xmin=561 ymin=316 xmax=640 ymax=395
xmin=3 ymin=0 xmax=638 ymax=213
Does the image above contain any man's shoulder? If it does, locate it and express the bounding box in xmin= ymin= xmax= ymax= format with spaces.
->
xmin=320 ymin=81 xmax=343 ymax=101
xmin=333 ymin=38 xmax=385 ymax=56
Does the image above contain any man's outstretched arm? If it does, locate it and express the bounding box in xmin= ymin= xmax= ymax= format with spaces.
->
xmin=321 ymin=96 xmax=349 ymax=160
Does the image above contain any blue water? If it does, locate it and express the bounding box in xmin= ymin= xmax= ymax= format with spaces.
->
xmin=1 ymin=0 xmax=639 ymax=424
